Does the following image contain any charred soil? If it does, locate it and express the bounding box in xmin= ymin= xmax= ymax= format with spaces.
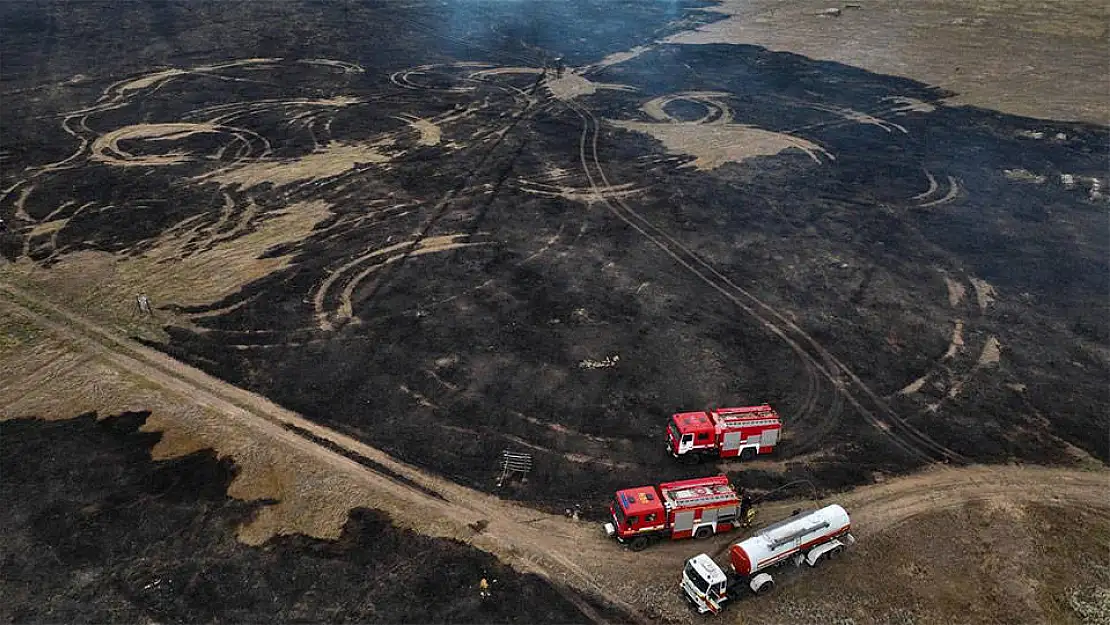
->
xmin=0 ymin=411 xmax=606 ymax=624
xmin=0 ymin=1 xmax=1107 ymax=620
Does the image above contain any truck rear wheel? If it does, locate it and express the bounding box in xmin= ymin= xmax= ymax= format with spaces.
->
xmin=629 ymin=536 xmax=649 ymax=552
xmin=694 ymin=526 xmax=713 ymax=539
xmin=739 ymin=448 xmax=756 ymax=462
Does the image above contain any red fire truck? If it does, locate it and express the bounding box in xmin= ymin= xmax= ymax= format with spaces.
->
xmin=603 ymin=475 xmax=754 ymax=551
xmin=666 ymin=405 xmax=782 ymax=464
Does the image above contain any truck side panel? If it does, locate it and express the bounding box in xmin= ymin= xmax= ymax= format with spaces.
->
xmin=673 ymin=510 xmax=695 ymax=537
xmin=755 ymin=526 xmax=849 ymax=569
xmin=760 ymin=428 xmax=779 ymax=447
xmin=720 ymin=431 xmax=742 ymax=457
xmin=700 ymin=507 xmax=719 ymax=524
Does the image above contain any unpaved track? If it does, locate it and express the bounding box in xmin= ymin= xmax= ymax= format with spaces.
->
xmin=839 ymin=465 xmax=1110 ymax=535
xmin=0 ymin=281 xmax=640 ymax=625
xmin=2 ymin=281 xmax=1107 ymax=624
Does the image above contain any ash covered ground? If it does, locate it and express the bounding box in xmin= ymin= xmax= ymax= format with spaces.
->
xmin=0 ymin=411 xmax=614 ymax=623
xmin=2 ymin=0 xmax=1106 ymax=526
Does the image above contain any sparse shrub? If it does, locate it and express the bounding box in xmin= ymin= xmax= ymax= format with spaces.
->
xmin=1068 ymin=586 xmax=1110 ymax=625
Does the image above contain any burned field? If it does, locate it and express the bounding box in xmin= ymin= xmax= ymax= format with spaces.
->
xmin=2 ymin=0 xmax=1107 ymax=541
xmin=0 ymin=411 xmax=607 ymax=623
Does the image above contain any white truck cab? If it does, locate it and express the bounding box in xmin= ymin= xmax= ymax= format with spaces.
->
xmin=680 ymin=553 xmax=730 ymax=614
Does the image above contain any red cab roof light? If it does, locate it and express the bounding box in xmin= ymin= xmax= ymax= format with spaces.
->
xmin=614 ymin=486 xmax=662 ymax=516
xmin=672 ymin=411 xmax=714 ymax=433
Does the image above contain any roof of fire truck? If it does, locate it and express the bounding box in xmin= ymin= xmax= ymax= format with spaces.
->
xmin=659 ymin=475 xmax=738 ymax=509
xmin=615 ymin=486 xmax=663 ymax=516
xmin=672 ymin=411 xmax=714 ymax=432
xmin=714 ymin=405 xmax=778 ymax=420
xmin=672 ymin=405 xmax=780 ymax=433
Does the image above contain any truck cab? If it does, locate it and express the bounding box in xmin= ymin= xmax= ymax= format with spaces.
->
xmin=681 ymin=554 xmax=730 ymax=614
xmin=667 ymin=411 xmax=717 ymax=458
xmin=604 ymin=486 xmax=665 ymax=550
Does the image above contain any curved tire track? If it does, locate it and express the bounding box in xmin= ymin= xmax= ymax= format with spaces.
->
xmin=2 ymin=282 xmax=1106 ymax=625
xmin=0 ymin=281 xmax=648 ymax=625
xmin=562 ymin=98 xmax=966 ymax=464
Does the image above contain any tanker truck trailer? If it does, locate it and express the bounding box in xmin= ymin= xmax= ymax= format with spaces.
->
xmin=681 ymin=504 xmax=855 ymax=615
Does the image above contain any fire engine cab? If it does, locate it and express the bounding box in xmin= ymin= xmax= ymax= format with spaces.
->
xmin=603 ymin=475 xmax=753 ymax=551
xmin=667 ymin=405 xmax=782 ymax=463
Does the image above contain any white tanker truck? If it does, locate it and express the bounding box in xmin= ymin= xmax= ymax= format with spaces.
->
xmin=681 ymin=504 xmax=854 ymax=615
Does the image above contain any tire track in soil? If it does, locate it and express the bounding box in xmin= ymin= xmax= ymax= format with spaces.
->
xmin=561 ymin=98 xmax=965 ymax=465
xmin=344 ymin=77 xmax=544 ymax=320
xmin=0 ymin=281 xmax=648 ymax=625
xmin=705 ymin=465 xmax=1110 ymax=560
xmin=568 ymin=100 xmax=838 ymax=455
xmin=2 ymin=282 xmax=1107 ymax=625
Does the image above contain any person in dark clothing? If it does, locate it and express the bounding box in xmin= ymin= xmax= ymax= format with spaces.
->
xmin=740 ymin=491 xmax=754 ymax=526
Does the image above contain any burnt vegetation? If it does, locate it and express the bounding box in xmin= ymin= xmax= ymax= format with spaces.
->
xmin=1 ymin=0 xmax=1106 ymax=559
xmin=0 ymin=412 xmax=603 ymax=623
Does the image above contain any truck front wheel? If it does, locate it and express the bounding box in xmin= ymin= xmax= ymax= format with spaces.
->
xmin=629 ymin=536 xmax=649 ymax=552
xmin=749 ymin=573 xmax=774 ymax=595
xmin=694 ymin=526 xmax=713 ymax=539
xmin=739 ymin=448 xmax=756 ymax=462
xmin=678 ymin=453 xmax=700 ymax=466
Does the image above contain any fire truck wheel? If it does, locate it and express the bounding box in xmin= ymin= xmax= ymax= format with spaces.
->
xmin=629 ymin=536 xmax=649 ymax=552
xmin=694 ymin=526 xmax=713 ymax=539
xmin=679 ymin=453 xmax=700 ymax=466
xmin=827 ymin=546 xmax=843 ymax=560
xmin=739 ymin=448 xmax=756 ymax=462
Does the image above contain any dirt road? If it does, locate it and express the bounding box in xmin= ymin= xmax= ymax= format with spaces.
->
xmin=2 ymin=279 xmax=1106 ymax=623
xmin=0 ymin=280 xmax=644 ymax=624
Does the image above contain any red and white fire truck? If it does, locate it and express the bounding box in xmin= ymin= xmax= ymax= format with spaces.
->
xmin=666 ymin=405 xmax=783 ymax=463
xmin=603 ymin=475 xmax=754 ymax=551
xmin=681 ymin=504 xmax=854 ymax=615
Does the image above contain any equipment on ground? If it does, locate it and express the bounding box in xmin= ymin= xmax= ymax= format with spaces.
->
xmin=497 ymin=450 xmax=532 ymax=488
xmin=603 ymin=475 xmax=755 ymax=551
xmin=666 ymin=405 xmax=782 ymax=464
xmin=680 ymin=504 xmax=855 ymax=615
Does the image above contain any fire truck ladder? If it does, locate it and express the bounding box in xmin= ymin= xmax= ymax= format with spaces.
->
xmin=662 ymin=487 xmax=737 ymax=510
xmin=497 ymin=450 xmax=533 ymax=488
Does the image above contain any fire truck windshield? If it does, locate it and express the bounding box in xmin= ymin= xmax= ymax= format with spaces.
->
xmin=684 ymin=562 xmax=711 ymax=594
xmin=612 ymin=498 xmax=627 ymax=526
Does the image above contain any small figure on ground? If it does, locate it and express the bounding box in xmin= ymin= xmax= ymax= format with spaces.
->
xmin=740 ymin=491 xmax=755 ymax=527
xmin=136 ymin=293 xmax=152 ymax=317
xmin=479 ymin=577 xmax=491 ymax=599
xmin=554 ymin=57 xmax=565 ymax=78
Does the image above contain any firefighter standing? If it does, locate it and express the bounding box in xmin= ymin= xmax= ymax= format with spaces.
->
xmin=740 ymin=491 xmax=755 ymax=527
xmin=136 ymin=293 xmax=153 ymax=317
